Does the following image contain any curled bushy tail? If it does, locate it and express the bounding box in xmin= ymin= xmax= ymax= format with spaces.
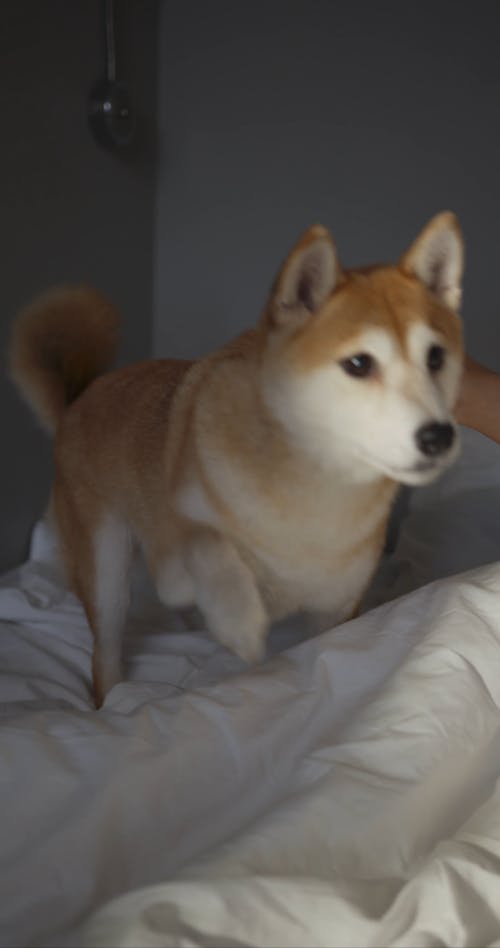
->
xmin=9 ymin=285 xmax=120 ymax=434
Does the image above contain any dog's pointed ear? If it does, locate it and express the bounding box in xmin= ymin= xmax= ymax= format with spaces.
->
xmin=266 ymin=225 xmax=342 ymax=328
xmin=400 ymin=211 xmax=464 ymax=311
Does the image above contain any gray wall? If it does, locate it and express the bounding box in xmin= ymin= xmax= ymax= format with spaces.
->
xmin=154 ymin=1 xmax=500 ymax=366
xmin=1 ymin=1 xmax=158 ymax=571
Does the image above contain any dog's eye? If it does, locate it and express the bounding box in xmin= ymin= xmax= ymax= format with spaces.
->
xmin=427 ymin=344 xmax=446 ymax=373
xmin=340 ymin=353 xmax=375 ymax=378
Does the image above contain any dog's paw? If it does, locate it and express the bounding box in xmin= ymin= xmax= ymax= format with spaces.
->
xmin=206 ymin=586 xmax=268 ymax=664
xmin=215 ymin=613 xmax=267 ymax=664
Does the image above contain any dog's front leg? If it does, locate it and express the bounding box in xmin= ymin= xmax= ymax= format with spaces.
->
xmin=185 ymin=530 xmax=268 ymax=663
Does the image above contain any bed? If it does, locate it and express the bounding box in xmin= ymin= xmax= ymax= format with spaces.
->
xmin=1 ymin=428 xmax=500 ymax=948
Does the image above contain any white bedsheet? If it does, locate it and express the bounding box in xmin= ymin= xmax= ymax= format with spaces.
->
xmin=80 ymin=562 xmax=500 ymax=948
xmin=1 ymin=520 xmax=500 ymax=946
xmin=3 ymin=423 xmax=500 ymax=948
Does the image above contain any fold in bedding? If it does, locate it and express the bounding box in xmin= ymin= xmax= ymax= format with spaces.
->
xmin=1 ymin=535 xmax=500 ymax=946
xmin=79 ymin=563 xmax=500 ymax=948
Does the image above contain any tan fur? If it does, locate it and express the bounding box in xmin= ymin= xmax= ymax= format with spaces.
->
xmin=10 ymin=286 xmax=120 ymax=433
xmin=284 ymin=269 xmax=462 ymax=372
xmin=10 ymin=215 xmax=464 ymax=707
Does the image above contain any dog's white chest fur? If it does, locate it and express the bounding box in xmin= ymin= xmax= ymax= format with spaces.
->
xmin=176 ymin=455 xmax=389 ymax=623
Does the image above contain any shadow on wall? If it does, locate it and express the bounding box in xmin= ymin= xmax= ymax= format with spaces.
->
xmin=1 ymin=0 xmax=159 ymax=572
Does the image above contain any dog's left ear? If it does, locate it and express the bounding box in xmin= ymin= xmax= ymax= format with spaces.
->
xmin=400 ymin=211 xmax=464 ymax=311
xmin=266 ymin=225 xmax=342 ymax=328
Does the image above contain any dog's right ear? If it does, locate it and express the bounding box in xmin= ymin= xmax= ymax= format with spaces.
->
xmin=265 ymin=226 xmax=342 ymax=329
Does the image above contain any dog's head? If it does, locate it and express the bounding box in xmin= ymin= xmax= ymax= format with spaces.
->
xmin=260 ymin=213 xmax=464 ymax=485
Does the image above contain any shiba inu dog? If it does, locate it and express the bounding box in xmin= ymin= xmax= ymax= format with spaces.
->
xmin=10 ymin=212 xmax=464 ymax=707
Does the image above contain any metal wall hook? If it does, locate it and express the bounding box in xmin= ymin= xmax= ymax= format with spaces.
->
xmin=88 ymin=0 xmax=135 ymax=148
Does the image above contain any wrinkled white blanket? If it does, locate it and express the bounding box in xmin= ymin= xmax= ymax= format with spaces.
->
xmin=1 ymin=548 xmax=500 ymax=947
xmin=80 ymin=562 xmax=500 ymax=948
xmin=1 ymin=428 xmax=500 ymax=947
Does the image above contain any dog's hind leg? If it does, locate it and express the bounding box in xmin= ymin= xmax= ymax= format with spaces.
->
xmin=54 ymin=481 xmax=132 ymax=707
xmin=90 ymin=512 xmax=132 ymax=706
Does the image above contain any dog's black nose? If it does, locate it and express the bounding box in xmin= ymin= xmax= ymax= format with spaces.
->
xmin=415 ymin=422 xmax=455 ymax=457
